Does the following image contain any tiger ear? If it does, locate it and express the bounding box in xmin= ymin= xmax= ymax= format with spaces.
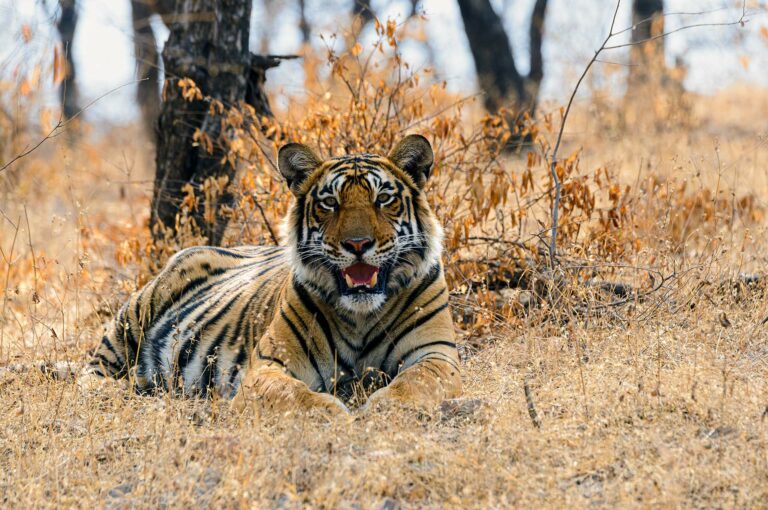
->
xmin=387 ymin=134 xmax=434 ymax=188
xmin=278 ymin=143 xmax=322 ymax=194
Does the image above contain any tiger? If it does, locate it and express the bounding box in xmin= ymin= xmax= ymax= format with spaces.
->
xmin=85 ymin=134 xmax=461 ymax=415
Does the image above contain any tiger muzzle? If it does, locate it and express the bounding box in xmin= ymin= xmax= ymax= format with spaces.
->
xmin=338 ymin=263 xmax=387 ymax=295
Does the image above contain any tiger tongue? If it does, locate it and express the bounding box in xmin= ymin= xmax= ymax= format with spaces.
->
xmin=342 ymin=263 xmax=379 ymax=287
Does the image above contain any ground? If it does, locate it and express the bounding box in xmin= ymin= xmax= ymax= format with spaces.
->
xmin=2 ymin=86 xmax=768 ymax=508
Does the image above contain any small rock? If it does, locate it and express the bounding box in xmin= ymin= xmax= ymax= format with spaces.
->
xmin=194 ymin=467 xmax=221 ymax=497
xmin=698 ymin=426 xmax=736 ymax=440
xmin=108 ymin=483 xmax=134 ymax=498
xmin=496 ymin=288 xmax=535 ymax=311
xmin=379 ymin=497 xmax=402 ymax=510
xmin=271 ymin=493 xmax=300 ymax=510
xmin=439 ymin=397 xmax=488 ymax=423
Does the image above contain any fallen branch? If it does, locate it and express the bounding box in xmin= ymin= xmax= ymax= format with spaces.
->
xmin=523 ymin=373 xmax=542 ymax=429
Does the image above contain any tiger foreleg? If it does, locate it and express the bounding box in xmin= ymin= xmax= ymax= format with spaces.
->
xmin=364 ymin=358 xmax=462 ymax=412
xmin=232 ymin=364 xmax=350 ymax=417
xmin=75 ymin=370 xmax=128 ymax=393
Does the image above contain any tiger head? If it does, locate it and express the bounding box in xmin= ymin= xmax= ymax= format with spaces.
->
xmin=278 ymin=135 xmax=443 ymax=315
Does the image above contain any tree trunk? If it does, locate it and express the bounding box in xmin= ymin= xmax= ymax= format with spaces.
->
xmin=130 ymin=0 xmax=162 ymax=139
xmin=526 ymin=0 xmax=548 ymax=106
xmin=457 ymin=0 xmax=548 ymax=147
xmin=298 ymin=0 xmax=311 ymax=43
xmin=631 ymin=0 xmax=664 ymax=43
xmin=629 ymin=0 xmax=665 ymax=86
xmin=150 ymin=0 xmax=253 ymax=246
xmin=456 ymin=0 xmax=524 ymax=114
xmin=352 ymin=0 xmax=375 ymax=33
xmin=408 ymin=0 xmax=419 ymax=18
xmin=245 ymin=55 xmax=296 ymax=118
xmin=56 ymin=0 xmax=79 ymax=121
xmin=626 ymin=0 xmax=681 ymax=128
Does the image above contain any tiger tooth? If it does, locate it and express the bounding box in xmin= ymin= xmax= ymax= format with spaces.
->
xmin=345 ymin=274 xmax=354 ymax=288
xmin=370 ymin=271 xmax=378 ymax=287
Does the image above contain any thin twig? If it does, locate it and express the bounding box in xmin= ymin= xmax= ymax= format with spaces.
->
xmin=546 ymin=0 xmax=747 ymax=267
xmin=523 ymin=373 xmax=542 ymax=429
xmin=547 ymin=1 xmax=621 ymax=266
xmin=604 ymin=4 xmax=748 ymax=51
xmin=0 ymin=79 xmax=145 ymax=173
xmin=610 ymin=6 xmax=736 ymax=38
xmin=0 ymin=216 xmax=21 ymax=363
xmin=23 ymin=207 xmax=38 ymax=303
xmin=252 ymin=193 xmax=279 ymax=245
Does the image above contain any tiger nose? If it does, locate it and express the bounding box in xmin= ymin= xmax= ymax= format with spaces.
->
xmin=341 ymin=237 xmax=374 ymax=255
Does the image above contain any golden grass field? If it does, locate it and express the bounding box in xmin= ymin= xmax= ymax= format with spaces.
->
xmin=2 ymin=71 xmax=768 ymax=509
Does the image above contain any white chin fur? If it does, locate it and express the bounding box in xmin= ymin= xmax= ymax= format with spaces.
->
xmin=338 ymin=293 xmax=387 ymax=314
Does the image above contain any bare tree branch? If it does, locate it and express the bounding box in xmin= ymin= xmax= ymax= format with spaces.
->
xmin=546 ymin=0 xmax=747 ymax=266
xmin=0 ymin=80 xmax=144 ymax=174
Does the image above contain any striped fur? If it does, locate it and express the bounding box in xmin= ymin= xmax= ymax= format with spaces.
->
xmin=88 ymin=136 xmax=461 ymax=412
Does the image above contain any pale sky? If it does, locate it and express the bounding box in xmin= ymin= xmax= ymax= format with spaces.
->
xmin=1 ymin=0 xmax=766 ymax=125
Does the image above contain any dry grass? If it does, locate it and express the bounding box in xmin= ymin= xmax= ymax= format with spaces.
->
xmin=2 ymin=33 xmax=768 ymax=508
xmin=2 ymin=290 xmax=768 ymax=508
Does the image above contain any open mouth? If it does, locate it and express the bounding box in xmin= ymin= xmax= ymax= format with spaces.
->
xmin=338 ymin=263 xmax=386 ymax=295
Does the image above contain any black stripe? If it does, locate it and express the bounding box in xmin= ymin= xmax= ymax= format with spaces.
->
xmin=228 ymin=342 xmax=249 ymax=387
xmin=352 ymin=162 xmax=386 ymax=173
xmin=181 ymin=246 xmax=254 ymax=259
xmin=147 ymin=280 xmax=158 ymax=322
xmin=126 ymin=300 xmax=140 ymax=353
xmin=327 ymin=159 xmax=353 ymax=171
xmin=368 ymin=263 xmax=440 ymax=341
xmin=360 ymin=264 xmax=441 ymax=357
xmin=257 ymin=355 xmax=287 ymax=368
xmin=175 ymin=334 xmax=197 ymax=387
xmin=389 ymin=340 xmax=456 ymax=370
xmin=295 ymin=195 xmax=305 ymax=244
xmin=392 ymin=288 xmax=446 ymax=334
xmin=150 ymin=248 xmax=267 ymax=318
xmin=151 ymin=254 xmax=285 ymax=323
xmin=293 ymin=281 xmax=356 ymax=372
xmin=100 ymin=335 xmax=123 ymax=363
xmin=287 ymin=302 xmax=309 ymax=332
xmin=280 ymin=309 xmax=327 ymax=392
xmin=412 ymin=196 xmax=425 ymax=243
xmin=255 ymin=346 xmax=300 ymax=379
xmin=150 ymin=274 xmax=209 ymax=321
xmin=410 ymin=350 xmax=460 ymax=371
xmin=199 ymin=324 xmax=231 ymax=395
xmin=229 ymin=264 xmax=283 ymax=347
xmin=248 ymin=289 xmax=279 ymax=348
xmin=92 ymin=352 xmax=124 ymax=376
xmin=382 ymin=303 xmax=450 ymax=367
xmin=333 ymin=309 xmax=356 ymax=328
xmin=148 ymin=259 xmax=284 ymax=368
xmin=176 ymin=292 xmax=242 ymax=383
xmin=225 ymin=365 xmax=241 ymax=397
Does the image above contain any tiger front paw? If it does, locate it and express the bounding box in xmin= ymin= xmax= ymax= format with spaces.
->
xmin=232 ymin=387 xmax=351 ymax=419
xmin=362 ymin=385 xmax=412 ymax=413
xmin=307 ymin=392 xmax=352 ymax=418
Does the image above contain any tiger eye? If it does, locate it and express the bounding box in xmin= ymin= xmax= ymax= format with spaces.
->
xmin=376 ymin=193 xmax=395 ymax=206
xmin=321 ymin=197 xmax=338 ymax=209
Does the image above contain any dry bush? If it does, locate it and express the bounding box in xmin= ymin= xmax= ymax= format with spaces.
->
xmin=130 ymin=20 xmax=674 ymax=318
xmin=0 ymin=23 xmax=64 ymax=187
